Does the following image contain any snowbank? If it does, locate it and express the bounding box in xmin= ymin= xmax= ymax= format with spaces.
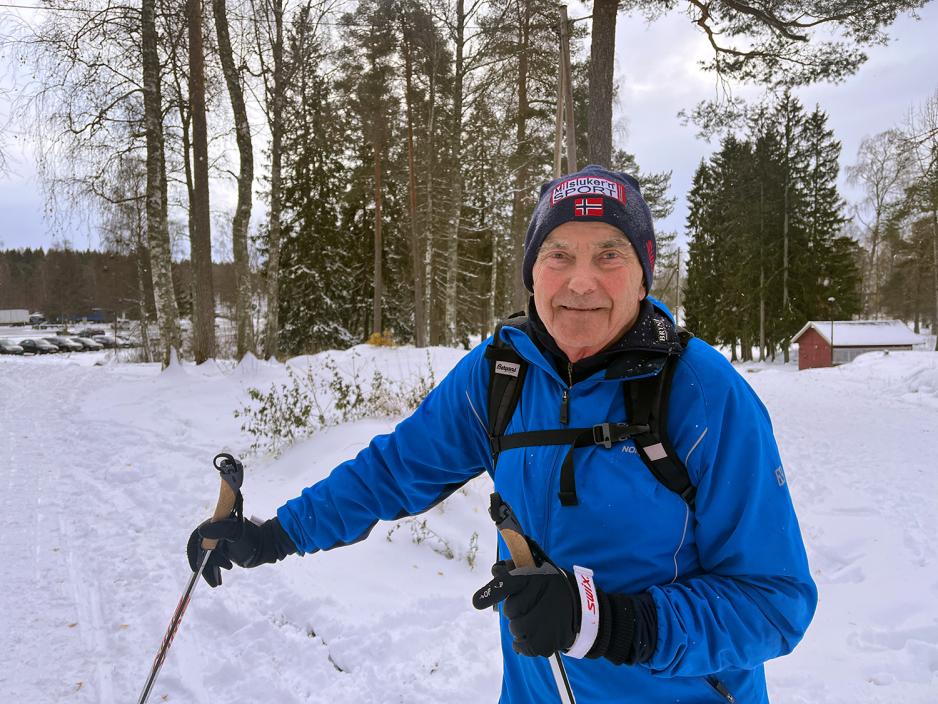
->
xmin=2 ymin=345 xmax=936 ymax=703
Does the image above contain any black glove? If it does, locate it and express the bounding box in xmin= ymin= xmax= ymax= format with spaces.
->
xmin=473 ymin=558 xmax=659 ymax=665
xmin=473 ymin=559 xmax=580 ymax=657
xmin=186 ymin=516 xmax=297 ymax=587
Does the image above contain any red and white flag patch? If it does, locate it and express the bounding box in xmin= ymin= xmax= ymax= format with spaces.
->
xmin=551 ymin=176 xmax=626 ymax=206
xmin=574 ymin=197 xmax=604 ymax=217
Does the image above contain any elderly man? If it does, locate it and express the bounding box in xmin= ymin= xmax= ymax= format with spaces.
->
xmin=189 ymin=165 xmax=817 ymax=703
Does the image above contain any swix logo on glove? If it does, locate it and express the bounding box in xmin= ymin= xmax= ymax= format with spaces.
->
xmin=550 ymin=176 xmax=626 ymax=206
xmin=580 ymin=574 xmax=596 ymax=615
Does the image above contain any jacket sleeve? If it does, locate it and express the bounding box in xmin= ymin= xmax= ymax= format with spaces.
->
xmin=643 ymin=346 xmax=818 ymax=676
xmin=276 ymin=342 xmax=493 ymax=554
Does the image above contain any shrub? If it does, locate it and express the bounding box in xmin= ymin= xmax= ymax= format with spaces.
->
xmin=235 ymin=350 xmax=436 ymax=456
xmin=386 ymin=519 xmax=480 ymax=569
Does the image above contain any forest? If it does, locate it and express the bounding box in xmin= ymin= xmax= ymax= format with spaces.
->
xmin=0 ymin=0 xmax=934 ymax=363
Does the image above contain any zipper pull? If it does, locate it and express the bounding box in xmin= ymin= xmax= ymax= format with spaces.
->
xmin=560 ymin=388 xmax=569 ymax=425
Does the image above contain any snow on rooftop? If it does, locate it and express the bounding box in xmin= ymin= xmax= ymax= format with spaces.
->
xmin=792 ymin=320 xmax=924 ymax=347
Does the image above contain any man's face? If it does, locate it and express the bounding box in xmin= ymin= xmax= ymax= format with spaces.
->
xmin=532 ymin=221 xmax=646 ymax=363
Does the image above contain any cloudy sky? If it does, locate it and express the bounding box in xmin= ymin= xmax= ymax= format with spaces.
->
xmin=0 ymin=2 xmax=936 ymax=253
xmin=607 ymin=2 xmax=938 ymax=242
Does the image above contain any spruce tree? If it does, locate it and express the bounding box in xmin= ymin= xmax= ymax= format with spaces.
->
xmin=278 ymin=15 xmax=352 ymax=354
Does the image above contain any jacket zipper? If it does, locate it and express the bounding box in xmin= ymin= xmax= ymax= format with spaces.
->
xmin=706 ymin=676 xmax=737 ymax=703
xmin=546 ymin=365 xmax=574 ymax=545
xmin=559 ymin=363 xmax=572 ymax=425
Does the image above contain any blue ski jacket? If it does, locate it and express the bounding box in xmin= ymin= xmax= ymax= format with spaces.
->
xmin=278 ymin=301 xmax=817 ymax=703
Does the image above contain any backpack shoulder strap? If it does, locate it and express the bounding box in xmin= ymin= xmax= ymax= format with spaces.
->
xmin=625 ymin=341 xmax=696 ymax=510
xmin=676 ymin=325 xmax=694 ymax=347
xmin=484 ymin=315 xmax=529 ymax=465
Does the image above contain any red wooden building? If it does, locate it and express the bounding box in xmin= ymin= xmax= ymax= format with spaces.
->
xmin=791 ymin=320 xmax=924 ymax=370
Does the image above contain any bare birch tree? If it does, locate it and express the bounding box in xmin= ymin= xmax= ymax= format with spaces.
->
xmin=144 ymin=0 xmax=183 ymax=364
xmin=212 ymin=0 xmax=255 ymax=357
xmin=847 ymin=129 xmax=910 ymax=316
xmin=249 ymin=0 xmax=288 ymax=358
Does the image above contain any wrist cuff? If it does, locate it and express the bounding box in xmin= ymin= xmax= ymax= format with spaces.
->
xmin=565 ymin=565 xmax=600 ymax=659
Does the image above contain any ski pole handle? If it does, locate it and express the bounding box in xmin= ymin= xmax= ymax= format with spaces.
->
xmin=489 ymin=492 xmax=535 ymax=568
xmin=499 ymin=524 xmax=535 ymax=569
xmin=201 ymin=453 xmax=245 ymax=550
xmin=201 ymin=479 xmax=237 ymax=550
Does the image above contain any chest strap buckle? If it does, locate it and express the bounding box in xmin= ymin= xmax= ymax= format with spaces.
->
xmin=592 ymin=422 xmax=652 ymax=449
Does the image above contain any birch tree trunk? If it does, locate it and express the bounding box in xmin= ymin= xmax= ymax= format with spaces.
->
xmin=142 ymin=0 xmax=181 ymax=368
xmin=133 ymin=206 xmax=153 ymax=363
xmin=188 ymin=0 xmax=216 ymax=363
xmin=213 ymin=0 xmax=255 ymax=358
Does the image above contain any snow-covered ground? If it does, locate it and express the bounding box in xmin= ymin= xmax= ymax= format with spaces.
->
xmin=1 ymin=345 xmax=936 ymax=703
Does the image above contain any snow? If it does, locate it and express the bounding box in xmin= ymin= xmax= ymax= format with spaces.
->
xmin=2 ymin=346 xmax=937 ymax=702
xmin=792 ymin=320 xmax=925 ymax=347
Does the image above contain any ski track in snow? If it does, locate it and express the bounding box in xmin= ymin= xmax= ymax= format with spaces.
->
xmin=2 ymin=349 xmax=937 ymax=703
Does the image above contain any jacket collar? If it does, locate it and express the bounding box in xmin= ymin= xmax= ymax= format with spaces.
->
xmin=515 ymin=297 xmax=682 ymax=383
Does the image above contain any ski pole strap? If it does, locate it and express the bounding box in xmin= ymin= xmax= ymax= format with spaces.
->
xmin=565 ymin=566 xmax=599 ymax=659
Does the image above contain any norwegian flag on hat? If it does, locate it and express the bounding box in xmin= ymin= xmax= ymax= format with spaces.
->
xmin=574 ymin=197 xmax=603 ymax=217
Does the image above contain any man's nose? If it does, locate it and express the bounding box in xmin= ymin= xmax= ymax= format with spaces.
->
xmin=566 ymin=262 xmax=597 ymax=296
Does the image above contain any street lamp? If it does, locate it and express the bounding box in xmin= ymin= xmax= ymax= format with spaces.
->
xmin=827 ymin=296 xmax=836 ymax=366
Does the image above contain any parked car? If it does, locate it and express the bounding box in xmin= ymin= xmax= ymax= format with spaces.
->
xmin=70 ymin=336 xmax=104 ymax=351
xmin=19 ymin=338 xmax=59 ymax=354
xmin=43 ymin=336 xmax=84 ymax=352
xmin=93 ymin=334 xmax=135 ymax=349
xmin=0 ymin=340 xmax=24 ymax=355
xmin=77 ymin=327 xmax=107 ymax=338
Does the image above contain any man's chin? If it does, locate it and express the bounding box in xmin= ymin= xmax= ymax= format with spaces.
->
xmin=552 ymin=328 xmax=607 ymax=352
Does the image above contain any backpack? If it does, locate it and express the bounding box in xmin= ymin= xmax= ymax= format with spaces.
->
xmin=483 ymin=316 xmax=697 ymax=510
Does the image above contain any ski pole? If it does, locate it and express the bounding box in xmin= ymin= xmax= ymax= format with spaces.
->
xmin=488 ymin=492 xmax=577 ymax=704
xmin=137 ymin=453 xmax=244 ymax=704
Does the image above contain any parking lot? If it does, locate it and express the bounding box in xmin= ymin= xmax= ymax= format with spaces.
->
xmin=0 ymin=325 xmax=141 ymax=357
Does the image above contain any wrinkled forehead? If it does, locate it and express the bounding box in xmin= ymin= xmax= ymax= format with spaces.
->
xmin=540 ymin=222 xmax=633 ymax=253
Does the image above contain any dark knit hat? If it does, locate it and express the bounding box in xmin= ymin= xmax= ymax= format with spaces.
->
xmin=522 ymin=165 xmax=656 ymax=293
